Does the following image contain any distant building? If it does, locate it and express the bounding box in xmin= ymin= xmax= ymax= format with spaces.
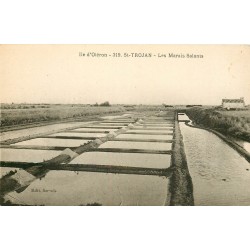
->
xmin=222 ymin=97 xmax=245 ymax=109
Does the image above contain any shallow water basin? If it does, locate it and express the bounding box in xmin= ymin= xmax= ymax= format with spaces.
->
xmin=99 ymin=141 xmax=172 ymax=151
xmin=99 ymin=123 xmax=130 ymax=126
xmin=0 ymin=148 xmax=61 ymax=163
xmin=106 ymin=119 xmax=134 ymax=122
xmin=0 ymin=121 xmax=95 ymax=142
xmin=13 ymin=138 xmax=90 ymax=148
xmin=73 ymin=128 xmax=117 ymax=132
xmin=116 ymin=134 xmax=173 ymax=140
xmin=70 ymin=152 xmax=171 ymax=169
xmin=85 ymin=124 xmax=123 ymax=128
xmin=5 ymin=171 xmax=170 ymax=205
xmin=127 ymin=129 xmax=173 ymax=134
xmin=47 ymin=132 xmax=106 ymax=138
xmin=134 ymin=125 xmax=174 ymax=129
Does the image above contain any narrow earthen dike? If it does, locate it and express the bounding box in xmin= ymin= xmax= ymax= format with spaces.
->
xmin=169 ymin=114 xmax=194 ymax=206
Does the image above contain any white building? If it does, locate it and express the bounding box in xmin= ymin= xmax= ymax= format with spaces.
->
xmin=222 ymin=97 xmax=245 ymax=109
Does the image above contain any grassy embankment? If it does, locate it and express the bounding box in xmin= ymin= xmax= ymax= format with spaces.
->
xmin=0 ymin=104 xmax=126 ymax=127
xmin=186 ymin=107 xmax=250 ymax=142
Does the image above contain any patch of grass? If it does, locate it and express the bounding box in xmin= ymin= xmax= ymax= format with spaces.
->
xmin=218 ymin=110 xmax=250 ymax=119
xmin=1 ymin=103 xmax=50 ymax=109
xmin=186 ymin=108 xmax=250 ymax=142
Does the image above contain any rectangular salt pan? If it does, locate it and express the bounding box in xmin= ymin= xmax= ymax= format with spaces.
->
xmin=99 ymin=123 xmax=130 ymax=126
xmin=0 ymin=148 xmax=61 ymax=163
xmin=127 ymin=129 xmax=173 ymax=134
xmin=0 ymin=121 xmax=94 ymax=143
xmin=144 ymin=120 xmax=171 ymax=123
xmin=70 ymin=152 xmax=171 ymax=169
xmin=48 ymin=132 xmax=106 ymax=138
xmin=101 ymin=114 xmax=132 ymax=119
xmin=116 ymin=134 xmax=173 ymax=140
xmin=107 ymin=119 xmax=134 ymax=122
xmin=145 ymin=119 xmax=172 ymax=121
xmin=73 ymin=128 xmax=117 ymax=132
xmin=13 ymin=138 xmax=90 ymax=147
xmin=134 ymin=125 xmax=173 ymax=129
xmin=5 ymin=171 xmax=170 ymax=205
xmin=142 ymin=123 xmax=174 ymax=125
xmin=99 ymin=141 xmax=172 ymax=151
xmin=84 ymin=125 xmax=123 ymax=128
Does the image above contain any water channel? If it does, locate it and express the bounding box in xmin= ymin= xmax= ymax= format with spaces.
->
xmin=179 ymin=118 xmax=250 ymax=205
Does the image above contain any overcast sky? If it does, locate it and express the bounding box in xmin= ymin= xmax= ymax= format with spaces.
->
xmin=1 ymin=45 xmax=249 ymax=105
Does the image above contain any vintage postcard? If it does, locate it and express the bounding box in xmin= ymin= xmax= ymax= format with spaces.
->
xmin=0 ymin=44 xmax=249 ymax=206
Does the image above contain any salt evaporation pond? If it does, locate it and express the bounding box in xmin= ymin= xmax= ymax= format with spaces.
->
xmin=5 ymin=171 xmax=170 ymax=205
xmin=0 ymin=148 xmax=61 ymax=163
xmin=13 ymin=138 xmax=90 ymax=147
xmin=83 ymin=125 xmax=123 ymax=128
xmin=99 ymin=141 xmax=172 ymax=151
xmin=70 ymin=152 xmax=171 ymax=169
xmin=103 ymin=119 xmax=134 ymax=122
xmin=99 ymin=123 xmax=130 ymax=126
xmin=145 ymin=119 xmax=172 ymax=121
xmin=73 ymin=128 xmax=117 ymax=132
xmin=103 ymin=118 xmax=133 ymax=121
xmin=141 ymin=123 xmax=174 ymax=125
xmin=126 ymin=129 xmax=173 ymax=134
xmin=116 ymin=134 xmax=173 ymax=140
xmin=0 ymin=121 xmax=94 ymax=142
xmin=48 ymin=132 xmax=106 ymax=138
xmin=142 ymin=124 xmax=174 ymax=127
xmin=144 ymin=120 xmax=173 ymax=122
xmin=134 ymin=126 xmax=174 ymax=129
xmin=101 ymin=114 xmax=133 ymax=120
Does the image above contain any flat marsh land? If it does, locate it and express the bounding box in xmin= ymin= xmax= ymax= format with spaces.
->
xmin=0 ymin=104 xmax=164 ymax=129
xmin=0 ymin=104 xmax=125 ymax=127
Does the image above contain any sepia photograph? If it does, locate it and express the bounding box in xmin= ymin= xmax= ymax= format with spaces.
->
xmin=0 ymin=44 xmax=249 ymax=206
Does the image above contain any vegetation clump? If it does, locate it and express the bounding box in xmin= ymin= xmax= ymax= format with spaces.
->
xmin=99 ymin=101 xmax=110 ymax=106
xmin=186 ymin=108 xmax=250 ymax=142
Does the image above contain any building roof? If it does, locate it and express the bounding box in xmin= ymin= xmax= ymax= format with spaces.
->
xmin=222 ymin=98 xmax=244 ymax=103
